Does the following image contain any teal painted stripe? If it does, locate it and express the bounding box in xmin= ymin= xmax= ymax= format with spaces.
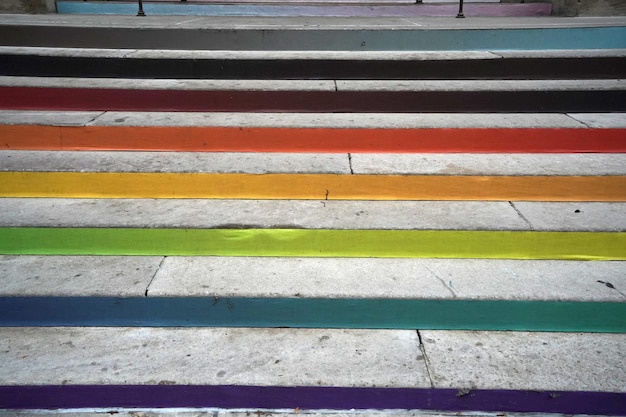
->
xmin=1 ymin=297 xmax=624 ymax=332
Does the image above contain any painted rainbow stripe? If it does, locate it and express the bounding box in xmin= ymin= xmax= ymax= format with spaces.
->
xmin=2 ymin=228 xmax=625 ymax=260
xmin=1 ymin=87 xmax=624 ymax=112
xmin=2 ymin=125 xmax=625 ymax=153
xmin=1 ymin=297 xmax=625 ymax=332
xmin=2 ymin=172 xmax=626 ymax=201
xmin=1 ymin=385 xmax=625 ymax=415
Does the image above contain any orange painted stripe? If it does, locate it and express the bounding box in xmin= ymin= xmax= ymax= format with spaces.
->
xmin=2 ymin=125 xmax=625 ymax=153
xmin=2 ymin=172 xmax=625 ymax=201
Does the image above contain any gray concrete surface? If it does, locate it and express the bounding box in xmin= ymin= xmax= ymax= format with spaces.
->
xmin=414 ymin=259 xmax=626 ymax=301
xmin=0 ymin=151 xmax=350 ymax=174
xmin=77 ymin=112 xmax=591 ymax=128
xmin=1 ymin=76 xmax=622 ymax=91
xmin=149 ymin=257 xmax=453 ymax=299
xmin=0 ymin=327 xmax=624 ymax=391
xmin=568 ymin=112 xmax=626 ymax=127
xmin=0 ymin=110 xmax=592 ymax=128
xmin=0 ymin=46 xmax=500 ymax=61
xmin=1 ymin=255 xmax=624 ymax=301
xmin=148 ymin=257 xmax=626 ymax=301
xmin=0 ymin=45 xmax=131 ymax=57
xmin=334 ymin=79 xmax=625 ymax=92
xmin=0 ymin=199 xmax=534 ymax=230
xmin=421 ymin=330 xmax=626 ymax=392
xmin=350 ymin=154 xmax=626 ymax=175
xmin=0 ymin=110 xmax=103 ymax=126
xmin=5 ymin=45 xmax=626 ymax=59
xmin=0 ymin=76 xmax=337 ymax=91
xmin=0 ymin=327 xmax=427 ymax=386
xmin=5 ymin=151 xmax=626 ymax=175
xmin=0 ymin=255 xmax=160 ymax=296
xmin=514 ymin=202 xmax=626 ymax=231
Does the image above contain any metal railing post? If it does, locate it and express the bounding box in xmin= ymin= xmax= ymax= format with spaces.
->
xmin=456 ymin=0 xmax=465 ymax=18
xmin=137 ymin=0 xmax=146 ymax=16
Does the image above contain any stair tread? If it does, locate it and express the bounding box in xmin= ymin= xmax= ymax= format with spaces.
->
xmin=2 ymin=77 xmax=624 ymax=91
xmin=2 ymin=255 xmax=625 ymax=301
xmin=2 ymin=111 xmax=605 ymax=128
xmin=0 ymin=327 xmax=624 ymax=392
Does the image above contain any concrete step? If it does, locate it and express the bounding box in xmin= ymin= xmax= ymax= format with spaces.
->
xmin=0 ymin=327 xmax=623 ymax=390
xmin=2 ymin=255 xmax=625 ymax=301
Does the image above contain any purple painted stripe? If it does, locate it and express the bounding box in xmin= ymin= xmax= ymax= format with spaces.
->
xmin=1 ymin=385 xmax=624 ymax=415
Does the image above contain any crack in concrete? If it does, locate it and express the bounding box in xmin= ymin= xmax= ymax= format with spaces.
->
xmin=145 ymin=256 xmax=166 ymax=297
xmin=123 ymin=49 xmax=140 ymax=58
xmin=416 ymin=330 xmax=435 ymax=388
xmin=333 ymin=79 xmax=338 ymax=92
xmin=85 ymin=111 xmax=107 ymax=126
xmin=564 ymin=112 xmax=592 ymax=128
xmin=424 ymin=264 xmax=456 ymax=298
xmin=509 ymin=201 xmax=535 ymax=231
xmin=347 ymin=153 xmax=354 ymax=174
xmin=487 ymin=50 xmax=507 ymax=59
xmin=597 ymin=280 xmax=626 ymax=299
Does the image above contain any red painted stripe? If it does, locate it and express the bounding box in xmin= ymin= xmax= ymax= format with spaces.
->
xmin=2 ymin=125 xmax=625 ymax=153
xmin=0 ymin=87 xmax=332 ymax=112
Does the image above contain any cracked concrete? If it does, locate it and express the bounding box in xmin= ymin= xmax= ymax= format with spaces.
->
xmin=3 ymin=255 xmax=619 ymax=301
xmin=145 ymin=256 xmax=167 ymax=297
xmin=508 ymin=201 xmax=535 ymax=231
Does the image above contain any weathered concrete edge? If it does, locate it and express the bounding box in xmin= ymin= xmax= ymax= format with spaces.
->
xmin=0 ymin=110 xmax=596 ymax=128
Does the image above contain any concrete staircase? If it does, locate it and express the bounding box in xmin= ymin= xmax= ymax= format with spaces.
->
xmin=0 ymin=14 xmax=625 ymax=417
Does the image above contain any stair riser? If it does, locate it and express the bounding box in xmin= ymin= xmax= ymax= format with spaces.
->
xmin=2 ymin=88 xmax=625 ymax=112
xmin=3 ymin=55 xmax=625 ymax=79
xmin=2 ymin=26 xmax=624 ymax=50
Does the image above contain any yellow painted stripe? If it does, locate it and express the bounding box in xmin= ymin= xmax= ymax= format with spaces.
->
xmin=1 ymin=172 xmax=625 ymax=201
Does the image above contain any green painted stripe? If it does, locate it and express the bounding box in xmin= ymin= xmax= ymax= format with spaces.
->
xmin=1 ymin=228 xmax=625 ymax=260
xmin=1 ymin=297 xmax=624 ymax=332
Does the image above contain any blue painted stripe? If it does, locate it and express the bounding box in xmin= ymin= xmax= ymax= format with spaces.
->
xmin=1 ymin=297 xmax=624 ymax=332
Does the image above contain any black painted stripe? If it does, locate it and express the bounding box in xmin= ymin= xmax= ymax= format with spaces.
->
xmin=1 ymin=55 xmax=624 ymax=79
